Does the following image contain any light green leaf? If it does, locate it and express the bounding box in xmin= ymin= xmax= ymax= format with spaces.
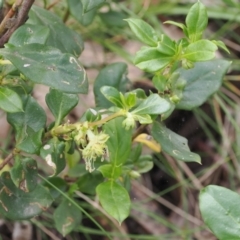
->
xmin=54 ymin=199 xmax=82 ymax=236
xmin=0 ymin=44 xmax=88 ymax=94
xmin=212 ymin=40 xmax=230 ymax=54
xmin=7 ymin=96 xmax=46 ymax=154
xmin=0 ymin=172 xmax=53 ymax=220
xmin=183 ymin=40 xmax=217 ymax=61
xmin=157 ymin=34 xmax=176 ymax=56
xmin=103 ymin=117 xmax=132 ymax=165
xmin=96 ymin=181 xmax=130 ymax=224
xmin=199 ymin=185 xmax=240 ymax=240
xmin=131 ymin=94 xmax=171 ymax=115
xmin=176 ymin=60 xmax=231 ymax=110
xmin=98 ymin=164 xmax=122 ymax=179
xmin=9 ymin=24 xmax=50 ymax=47
xmin=100 ymin=86 xmax=124 ymax=108
xmin=28 ymin=6 xmax=84 ymax=55
xmin=186 ymin=1 xmax=208 ymax=41
xmin=125 ymin=18 xmax=158 ymax=47
xmin=46 ymin=89 xmax=79 ymax=125
xmin=94 ymin=62 xmax=128 ymax=108
xmin=0 ymin=87 xmax=23 ymax=112
xmin=152 ymin=121 xmax=201 ymax=163
xmin=134 ymin=46 xmax=172 ymax=72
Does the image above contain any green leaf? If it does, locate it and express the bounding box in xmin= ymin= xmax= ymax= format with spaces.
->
xmin=46 ymin=89 xmax=79 ymax=125
xmin=94 ymin=63 xmax=128 ymax=108
xmin=0 ymin=44 xmax=88 ymax=94
xmin=164 ymin=21 xmax=187 ymax=35
xmin=157 ymin=34 xmax=176 ymax=56
xmin=7 ymin=96 xmax=46 ymax=153
xmin=96 ymin=181 xmax=130 ymax=224
xmin=43 ymin=177 xmax=67 ymax=199
xmin=134 ymin=46 xmax=172 ymax=72
xmin=176 ymin=60 xmax=231 ymax=110
xmin=185 ymin=1 xmax=208 ymax=41
xmin=103 ymin=117 xmax=132 ymax=165
xmin=54 ymin=199 xmax=82 ymax=236
xmin=67 ymin=0 xmax=99 ymax=26
xmin=125 ymin=18 xmax=158 ymax=47
xmin=98 ymin=164 xmax=122 ymax=179
xmin=28 ymin=6 xmax=84 ymax=55
xmin=100 ymin=86 xmax=124 ymax=108
xmin=10 ymin=157 xmax=38 ymax=192
xmin=76 ymin=171 xmax=103 ymax=195
xmin=82 ymin=0 xmax=105 ymax=13
xmin=99 ymin=11 xmax=127 ymax=28
xmin=67 ymin=0 xmax=83 ymax=23
xmin=183 ymin=40 xmax=217 ymax=61
xmin=199 ymin=185 xmax=240 ymax=240
xmin=152 ymin=122 xmax=201 ymax=163
xmin=131 ymin=94 xmax=171 ymax=115
xmin=9 ymin=24 xmax=50 ymax=47
xmin=212 ymin=40 xmax=230 ymax=54
xmin=0 ymin=87 xmax=23 ymax=112
xmin=0 ymin=172 xmax=53 ymax=220
xmin=40 ymin=140 xmax=66 ymax=176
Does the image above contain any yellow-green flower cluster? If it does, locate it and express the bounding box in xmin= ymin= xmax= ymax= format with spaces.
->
xmin=81 ymin=129 xmax=109 ymax=172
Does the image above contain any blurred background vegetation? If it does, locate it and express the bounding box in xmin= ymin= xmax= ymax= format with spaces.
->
xmin=1 ymin=0 xmax=240 ymax=239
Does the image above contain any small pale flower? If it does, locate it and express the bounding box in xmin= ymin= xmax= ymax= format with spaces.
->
xmin=82 ymin=129 xmax=109 ymax=172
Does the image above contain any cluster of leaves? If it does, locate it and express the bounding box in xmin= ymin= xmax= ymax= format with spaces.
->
xmin=0 ymin=0 xmax=237 ymax=238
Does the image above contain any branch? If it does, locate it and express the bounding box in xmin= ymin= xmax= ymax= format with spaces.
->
xmin=0 ymin=0 xmax=35 ymax=47
xmin=0 ymin=153 xmax=13 ymax=170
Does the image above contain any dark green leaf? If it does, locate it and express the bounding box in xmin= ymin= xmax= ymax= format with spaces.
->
xmin=99 ymin=11 xmax=127 ymax=28
xmin=183 ymin=40 xmax=217 ymax=61
xmin=98 ymin=164 xmax=122 ymax=179
xmin=0 ymin=87 xmax=23 ymax=112
xmin=125 ymin=18 xmax=158 ymax=47
xmin=103 ymin=117 xmax=132 ymax=165
xmin=7 ymin=96 xmax=46 ymax=153
xmin=0 ymin=172 xmax=53 ymax=220
xmin=94 ymin=63 xmax=128 ymax=108
xmin=131 ymin=94 xmax=171 ymax=115
xmin=152 ymin=122 xmax=201 ymax=163
xmin=185 ymin=1 xmax=208 ymax=41
xmin=134 ymin=46 xmax=172 ymax=72
xmin=76 ymin=171 xmax=103 ymax=195
xmin=9 ymin=24 xmax=50 ymax=47
xmin=0 ymin=44 xmax=88 ymax=94
xmin=176 ymin=60 xmax=231 ymax=110
xmin=96 ymin=181 xmax=130 ymax=224
xmin=54 ymin=199 xmax=82 ymax=236
xmin=199 ymin=185 xmax=240 ymax=240
xmin=44 ymin=177 xmax=68 ymax=199
xmin=46 ymin=89 xmax=79 ymax=125
xmin=40 ymin=140 xmax=66 ymax=176
xmin=82 ymin=0 xmax=105 ymax=13
xmin=28 ymin=6 xmax=84 ymax=55
xmin=10 ymin=157 xmax=38 ymax=192
xmin=67 ymin=0 xmax=83 ymax=23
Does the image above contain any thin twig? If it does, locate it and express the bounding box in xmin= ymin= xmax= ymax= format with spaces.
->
xmin=31 ymin=219 xmax=61 ymax=240
xmin=132 ymin=180 xmax=203 ymax=226
xmin=0 ymin=153 xmax=13 ymax=170
xmin=0 ymin=0 xmax=35 ymax=47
